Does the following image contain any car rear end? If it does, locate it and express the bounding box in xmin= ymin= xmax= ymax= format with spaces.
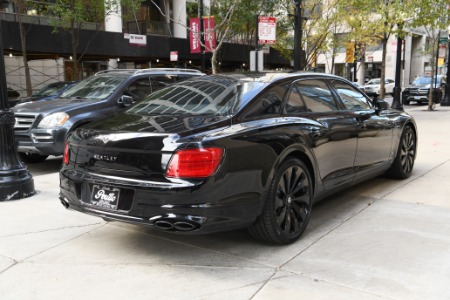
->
xmin=59 ymin=76 xmax=270 ymax=234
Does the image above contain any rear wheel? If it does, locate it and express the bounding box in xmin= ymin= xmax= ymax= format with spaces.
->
xmin=249 ymin=158 xmax=313 ymax=245
xmin=19 ymin=153 xmax=49 ymax=164
xmin=387 ymin=126 xmax=416 ymax=179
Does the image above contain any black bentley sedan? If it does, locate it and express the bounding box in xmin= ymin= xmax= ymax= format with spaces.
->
xmin=59 ymin=73 xmax=417 ymax=244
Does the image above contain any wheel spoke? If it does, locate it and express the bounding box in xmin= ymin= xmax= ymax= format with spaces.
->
xmin=283 ymin=210 xmax=292 ymax=233
xmin=278 ymin=174 xmax=288 ymax=198
xmin=276 ymin=206 xmax=287 ymax=225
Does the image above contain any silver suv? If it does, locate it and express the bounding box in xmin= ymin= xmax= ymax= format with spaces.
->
xmin=13 ymin=68 xmax=204 ymax=163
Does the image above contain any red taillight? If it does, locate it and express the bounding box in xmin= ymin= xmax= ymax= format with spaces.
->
xmin=166 ymin=147 xmax=223 ymax=178
xmin=63 ymin=142 xmax=69 ymax=165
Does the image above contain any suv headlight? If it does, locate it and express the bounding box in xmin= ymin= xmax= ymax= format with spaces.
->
xmin=38 ymin=112 xmax=69 ymax=128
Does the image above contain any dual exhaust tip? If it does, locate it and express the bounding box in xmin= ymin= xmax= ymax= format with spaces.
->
xmin=153 ymin=219 xmax=200 ymax=232
xmin=59 ymin=197 xmax=200 ymax=232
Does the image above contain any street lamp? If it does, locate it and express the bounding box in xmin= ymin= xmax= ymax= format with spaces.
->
xmin=392 ymin=23 xmax=404 ymax=111
xmin=441 ymin=30 xmax=450 ymax=106
xmin=0 ymin=19 xmax=35 ymax=201
xmin=293 ymin=0 xmax=303 ymax=71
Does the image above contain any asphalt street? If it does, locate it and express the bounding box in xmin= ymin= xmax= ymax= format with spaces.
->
xmin=1 ymin=102 xmax=450 ymax=300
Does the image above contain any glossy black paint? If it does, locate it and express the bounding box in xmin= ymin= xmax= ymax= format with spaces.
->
xmin=59 ymin=73 xmax=417 ymax=240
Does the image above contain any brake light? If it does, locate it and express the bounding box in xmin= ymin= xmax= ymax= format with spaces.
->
xmin=166 ymin=147 xmax=223 ymax=178
xmin=63 ymin=142 xmax=69 ymax=165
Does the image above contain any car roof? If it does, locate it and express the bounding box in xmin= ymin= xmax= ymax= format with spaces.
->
xmin=221 ymin=71 xmax=353 ymax=85
xmin=94 ymin=68 xmax=204 ymax=77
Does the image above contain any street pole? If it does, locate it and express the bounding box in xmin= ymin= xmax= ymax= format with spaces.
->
xmin=255 ymin=15 xmax=259 ymax=73
xmin=293 ymin=0 xmax=302 ymax=71
xmin=441 ymin=34 xmax=450 ymax=106
xmin=199 ymin=0 xmax=205 ymax=73
xmin=392 ymin=28 xmax=404 ymax=110
xmin=0 ymin=19 xmax=35 ymax=201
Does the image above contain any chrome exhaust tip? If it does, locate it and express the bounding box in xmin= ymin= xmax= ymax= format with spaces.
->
xmin=59 ymin=197 xmax=70 ymax=209
xmin=151 ymin=216 xmax=200 ymax=232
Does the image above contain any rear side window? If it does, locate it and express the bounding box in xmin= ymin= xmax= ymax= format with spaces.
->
xmin=244 ymin=84 xmax=287 ymax=118
xmin=287 ymin=79 xmax=338 ymax=113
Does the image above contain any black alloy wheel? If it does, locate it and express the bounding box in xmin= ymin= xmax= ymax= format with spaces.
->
xmin=387 ymin=126 xmax=416 ymax=179
xmin=249 ymin=158 xmax=313 ymax=245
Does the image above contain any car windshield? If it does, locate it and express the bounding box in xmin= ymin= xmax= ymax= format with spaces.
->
xmin=127 ymin=76 xmax=265 ymax=117
xmin=366 ymin=79 xmax=381 ymax=85
xmin=412 ymin=76 xmax=440 ymax=86
xmin=60 ymin=75 xmax=128 ymax=100
xmin=32 ymin=82 xmax=68 ymax=97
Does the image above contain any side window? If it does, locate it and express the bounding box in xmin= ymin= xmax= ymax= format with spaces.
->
xmin=294 ymin=79 xmax=338 ymax=112
xmin=285 ymin=85 xmax=307 ymax=113
xmin=244 ymin=84 xmax=287 ymax=118
xmin=332 ymin=80 xmax=371 ymax=110
xmin=125 ymin=78 xmax=152 ymax=102
xmin=150 ymin=75 xmax=176 ymax=92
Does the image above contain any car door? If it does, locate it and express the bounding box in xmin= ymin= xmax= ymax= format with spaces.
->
xmin=286 ymin=79 xmax=358 ymax=190
xmin=331 ymin=80 xmax=394 ymax=177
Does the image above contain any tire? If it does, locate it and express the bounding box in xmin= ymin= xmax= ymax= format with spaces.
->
xmin=386 ymin=126 xmax=416 ymax=179
xmin=248 ymin=158 xmax=313 ymax=245
xmin=19 ymin=153 xmax=49 ymax=164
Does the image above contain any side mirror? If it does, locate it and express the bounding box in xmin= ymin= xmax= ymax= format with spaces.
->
xmin=374 ymin=99 xmax=389 ymax=111
xmin=117 ymin=95 xmax=134 ymax=107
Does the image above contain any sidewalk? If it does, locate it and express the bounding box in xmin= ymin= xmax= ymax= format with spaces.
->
xmin=1 ymin=104 xmax=450 ymax=300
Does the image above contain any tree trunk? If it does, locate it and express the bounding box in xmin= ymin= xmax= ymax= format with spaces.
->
xmin=16 ymin=2 xmax=32 ymax=96
xmin=380 ymin=37 xmax=387 ymax=99
xmin=428 ymin=38 xmax=438 ymax=111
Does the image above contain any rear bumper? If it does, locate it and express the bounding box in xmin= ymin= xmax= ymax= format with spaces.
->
xmin=59 ymin=169 xmax=263 ymax=234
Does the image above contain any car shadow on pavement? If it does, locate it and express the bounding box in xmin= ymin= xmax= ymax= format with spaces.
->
xmin=26 ymin=156 xmax=63 ymax=176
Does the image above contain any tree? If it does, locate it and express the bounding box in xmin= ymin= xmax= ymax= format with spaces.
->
xmin=338 ymin=0 xmax=409 ymax=99
xmin=407 ymin=0 xmax=450 ymax=110
xmin=11 ymin=0 xmax=32 ymax=96
xmin=45 ymin=0 xmax=141 ymax=80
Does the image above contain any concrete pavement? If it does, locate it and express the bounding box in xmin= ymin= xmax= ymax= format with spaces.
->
xmin=1 ymin=103 xmax=450 ymax=300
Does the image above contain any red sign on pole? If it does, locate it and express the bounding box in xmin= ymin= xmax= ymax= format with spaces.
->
xmin=170 ymin=51 xmax=178 ymax=61
xmin=203 ymin=16 xmax=216 ymax=52
xmin=258 ymin=16 xmax=276 ymax=44
xmin=190 ymin=18 xmax=201 ymax=54
xmin=190 ymin=17 xmax=216 ymax=53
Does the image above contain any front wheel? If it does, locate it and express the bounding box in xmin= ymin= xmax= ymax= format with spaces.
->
xmin=386 ymin=126 xmax=416 ymax=179
xmin=248 ymin=158 xmax=313 ymax=245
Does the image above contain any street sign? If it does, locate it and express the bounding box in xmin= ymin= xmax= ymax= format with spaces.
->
xmin=345 ymin=42 xmax=355 ymax=63
xmin=170 ymin=51 xmax=178 ymax=62
xmin=258 ymin=16 xmax=276 ymax=44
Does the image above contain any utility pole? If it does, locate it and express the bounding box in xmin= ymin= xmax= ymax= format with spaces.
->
xmin=392 ymin=26 xmax=404 ymax=110
xmin=293 ymin=0 xmax=302 ymax=71
xmin=0 ymin=20 xmax=35 ymax=201
xmin=441 ymin=33 xmax=450 ymax=106
xmin=199 ymin=0 xmax=206 ymax=73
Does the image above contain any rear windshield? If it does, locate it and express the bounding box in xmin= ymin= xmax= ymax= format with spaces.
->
xmin=127 ymin=76 xmax=265 ymax=116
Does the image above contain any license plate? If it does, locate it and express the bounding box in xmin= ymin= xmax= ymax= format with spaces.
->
xmin=414 ymin=96 xmax=421 ymax=100
xmin=90 ymin=185 xmax=120 ymax=210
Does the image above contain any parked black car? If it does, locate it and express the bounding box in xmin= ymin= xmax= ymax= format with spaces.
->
xmin=59 ymin=73 xmax=417 ymax=245
xmin=13 ymin=68 xmax=204 ymax=163
xmin=402 ymin=75 xmax=446 ymax=105
xmin=9 ymin=81 xmax=78 ymax=107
